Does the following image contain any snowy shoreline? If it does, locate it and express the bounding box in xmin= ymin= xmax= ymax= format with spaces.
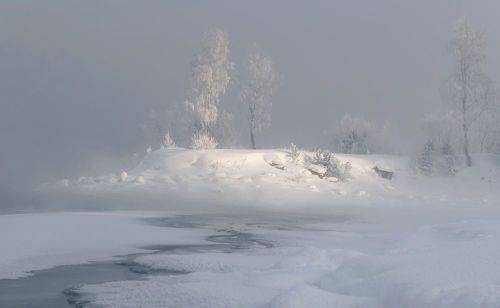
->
xmin=43 ymin=148 xmax=500 ymax=210
xmin=3 ymin=211 xmax=500 ymax=307
xmin=0 ymin=211 xmax=209 ymax=280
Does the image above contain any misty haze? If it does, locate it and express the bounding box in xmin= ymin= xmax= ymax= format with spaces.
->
xmin=1 ymin=1 xmax=500 ymax=307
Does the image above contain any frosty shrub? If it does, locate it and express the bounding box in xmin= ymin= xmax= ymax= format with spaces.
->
xmin=288 ymin=142 xmax=303 ymax=164
xmin=416 ymin=140 xmax=457 ymax=176
xmin=313 ymin=149 xmax=333 ymax=167
xmin=191 ymin=131 xmax=218 ymax=150
xmin=144 ymin=103 xmax=189 ymax=150
xmin=416 ymin=113 xmax=460 ymax=176
xmin=119 ymin=171 xmax=128 ymax=182
xmin=441 ymin=142 xmax=457 ymax=175
xmin=331 ymin=114 xmax=372 ymax=154
xmin=330 ymin=114 xmax=398 ymax=154
xmin=161 ymin=131 xmax=176 ymax=149
xmin=417 ymin=140 xmax=435 ymax=176
xmin=312 ymin=149 xmax=351 ymax=181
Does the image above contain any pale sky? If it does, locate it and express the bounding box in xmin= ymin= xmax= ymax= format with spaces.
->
xmin=1 ymin=0 xmax=500 ymax=198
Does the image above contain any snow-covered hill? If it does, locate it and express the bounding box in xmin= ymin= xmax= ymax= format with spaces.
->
xmin=48 ymin=148 xmax=500 ymax=210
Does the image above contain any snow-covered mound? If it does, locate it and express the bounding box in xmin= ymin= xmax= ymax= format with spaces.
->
xmin=49 ymin=148 xmax=500 ymax=209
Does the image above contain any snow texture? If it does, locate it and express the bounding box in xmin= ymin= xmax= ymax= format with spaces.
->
xmin=46 ymin=148 xmax=500 ymax=209
xmin=0 ymin=212 xmax=208 ymax=279
xmin=24 ymin=149 xmax=500 ymax=307
xmin=74 ymin=213 xmax=500 ymax=308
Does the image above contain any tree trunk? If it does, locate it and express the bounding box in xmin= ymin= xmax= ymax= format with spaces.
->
xmin=462 ymin=96 xmax=472 ymax=167
xmin=250 ymin=128 xmax=256 ymax=149
xmin=249 ymin=106 xmax=257 ymax=149
xmin=463 ymin=124 xmax=472 ymax=166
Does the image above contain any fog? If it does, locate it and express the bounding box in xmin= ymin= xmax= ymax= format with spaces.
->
xmin=1 ymin=0 xmax=500 ymax=203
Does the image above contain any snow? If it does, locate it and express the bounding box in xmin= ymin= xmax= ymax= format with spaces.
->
xmin=0 ymin=212 xmax=209 ymax=279
xmin=46 ymin=148 xmax=500 ymax=209
xmin=73 ymin=212 xmax=500 ymax=308
xmin=8 ymin=149 xmax=500 ymax=306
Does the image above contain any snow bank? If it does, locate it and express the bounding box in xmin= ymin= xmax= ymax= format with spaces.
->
xmin=46 ymin=148 xmax=500 ymax=210
xmin=74 ymin=216 xmax=500 ymax=308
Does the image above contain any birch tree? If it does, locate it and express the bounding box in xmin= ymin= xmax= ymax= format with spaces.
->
xmin=240 ymin=44 xmax=277 ymax=149
xmin=187 ymin=27 xmax=231 ymax=148
xmin=446 ymin=19 xmax=492 ymax=166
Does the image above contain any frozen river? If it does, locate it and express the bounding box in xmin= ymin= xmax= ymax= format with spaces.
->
xmin=1 ymin=210 xmax=500 ymax=307
xmin=0 ymin=212 xmax=323 ymax=307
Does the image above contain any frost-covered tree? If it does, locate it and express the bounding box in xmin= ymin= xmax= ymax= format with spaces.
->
xmin=417 ymin=113 xmax=459 ymax=176
xmin=187 ymin=27 xmax=231 ymax=148
xmin=331 ymin=114 xmax=373 ymax=154
xmin=422 ymin=112 xmax=460 ymax=151
xmin=240 ymin=44 xmax=277 ymax=149
xmin=417 ymin=140 xmax=436 ymax=176
xmin=441 ymin=142 xmax=457 ymax=175
xmin=417 ymin=139 xmax=457 ymax=176
xmin=445 ymin=19 xmax=493 ymax=166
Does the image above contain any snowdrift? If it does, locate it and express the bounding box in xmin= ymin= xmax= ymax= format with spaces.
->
xmin=47 ymin=148 xmax=500 ymax=209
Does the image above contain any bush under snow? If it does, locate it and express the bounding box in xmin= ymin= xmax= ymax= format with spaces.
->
xmin=161 ymin=131 xmax=176 ymax=149
xmin=119 ymin=171 xmax=128 ymax=182
xmin=191 ymin=131 xmax=218 ymax=150
xmin=311 ymin=149 xmax=352 ymax=181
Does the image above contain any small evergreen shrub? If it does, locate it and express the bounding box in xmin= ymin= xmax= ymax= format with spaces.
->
xmin=312 ymin=149 xmax=351 ymax=181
